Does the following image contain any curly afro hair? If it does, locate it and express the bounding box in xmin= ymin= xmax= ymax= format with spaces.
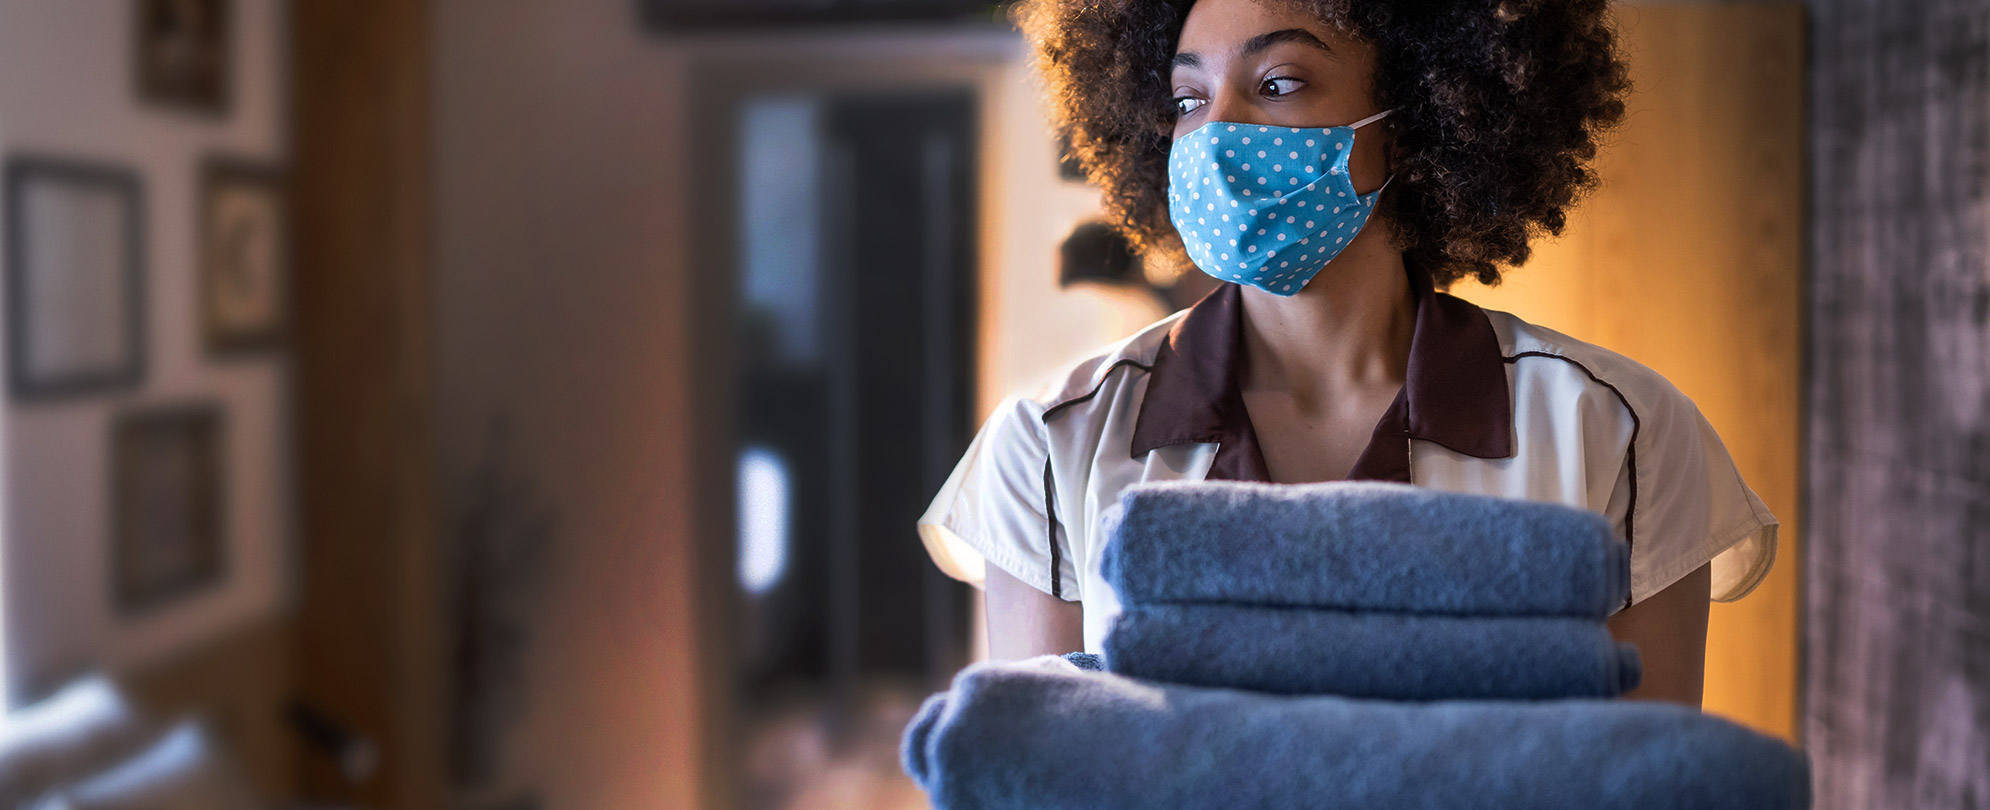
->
xmin=1013 ymin=0 xmax=1630 ymax=288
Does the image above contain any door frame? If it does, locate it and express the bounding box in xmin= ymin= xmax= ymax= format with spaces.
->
xmin=677 ymin=26 xmax=1015 ymax=810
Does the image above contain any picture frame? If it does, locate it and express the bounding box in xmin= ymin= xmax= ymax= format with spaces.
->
xmin=199 ymin=158 xmax=287 ymax=354
xmin=4 ymin=157 xmax=147 ymax=401
xmin=110 ymin=402 xmax=227 ymax=616
xmin=134 ymin=0 xmax=233 ymax=117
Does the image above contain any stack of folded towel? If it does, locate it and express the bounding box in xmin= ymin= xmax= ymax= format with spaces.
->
xmin=902 ymin=480 xmax=1814 ymax=809
xmin=1098 ymin=479 xmax=1643 ymax=700
xmin=904 ymin=654 xmax=1811 ymax=810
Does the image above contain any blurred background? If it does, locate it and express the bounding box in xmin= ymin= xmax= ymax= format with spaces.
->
xmin=0 ymin=0 xmax=1980 ymax=808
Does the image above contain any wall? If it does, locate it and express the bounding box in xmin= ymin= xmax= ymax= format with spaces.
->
xmin=981 ymin=60 xmax=1127 ymax=416
xmin=428 ymin=1 xmax=1102 ymax=804
xmin=0 ymin=0 xmax=293 ymax=708
xmin=1448 ymin=2 xmax=1805 ymax=741
xmin=431 ymin=2 xmax=701 ymax=807
xmin=1803 ymin=0 xmax=1990 ymax=806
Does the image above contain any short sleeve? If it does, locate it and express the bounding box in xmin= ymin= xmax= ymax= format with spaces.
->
xmin=1623 ymin=388 xmax=1781 ymax=606
xmin=916 ymin=394 xmax=1079 ymax=600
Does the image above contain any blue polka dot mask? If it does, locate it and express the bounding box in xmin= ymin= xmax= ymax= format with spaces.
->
xmin=1166 ymin=109 xmax=1393 ymax=296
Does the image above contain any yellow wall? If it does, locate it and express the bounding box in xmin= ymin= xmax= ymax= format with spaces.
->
xmin=1447 ymin=3 xmax=1805 ymax=742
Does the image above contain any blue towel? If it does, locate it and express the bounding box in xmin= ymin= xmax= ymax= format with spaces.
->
xmin=903 ymin=656 xmax=1812 ymax=810
xmin=1100 ymin=480 xmax=1630 ymax=618
xmin=1060 ymin=651 xmax=1105 ymax=671
xmin=1103 ymin=603 xmax=1642 ymax=700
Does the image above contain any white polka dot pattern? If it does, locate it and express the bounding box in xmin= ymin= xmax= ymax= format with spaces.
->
xmin=1166 ymin=114 xmax=1391 ymax=296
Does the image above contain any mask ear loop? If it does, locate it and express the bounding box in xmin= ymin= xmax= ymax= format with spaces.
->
xmin=1348 ymin=110 xmax=1395 ymax=197
xmin=1349 ymin=108 xmax=1393 ymax=130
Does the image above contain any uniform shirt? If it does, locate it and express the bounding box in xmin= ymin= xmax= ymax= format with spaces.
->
xmin=916 ymin=268 xmax=1780 ymax=653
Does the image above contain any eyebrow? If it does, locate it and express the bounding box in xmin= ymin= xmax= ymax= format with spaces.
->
xmin=1171 ymin=28 xmax=1333 ymax=70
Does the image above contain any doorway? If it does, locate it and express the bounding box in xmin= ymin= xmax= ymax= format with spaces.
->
xmin=690 ymin=82 xmax=982 ymax=810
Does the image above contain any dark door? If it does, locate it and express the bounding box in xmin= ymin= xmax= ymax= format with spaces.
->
xmin=723 ymin=89 xmax=979 ymax=810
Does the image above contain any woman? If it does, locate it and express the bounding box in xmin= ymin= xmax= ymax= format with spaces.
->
xmin=917 ymin=0 xmax=1779 ymax=708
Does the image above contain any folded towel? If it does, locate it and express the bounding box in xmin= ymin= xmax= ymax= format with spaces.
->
xmin=1060 ymin=651 xmax=1105 ymax=672
xmin=902 ymin=656 xmax=1812 ymax=810
xmin=1103 ymin=603 xmax=1642 ymax=700
xmin=1100 ymin=480 xmax=1630 ymax=618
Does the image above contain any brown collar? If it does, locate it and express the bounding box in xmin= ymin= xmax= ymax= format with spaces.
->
xmin=1129 ymin=267 xmax=1512 ymax=482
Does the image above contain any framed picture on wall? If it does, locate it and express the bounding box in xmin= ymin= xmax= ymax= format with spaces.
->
xmin=4 ymin=157 xmax=147 ymax=401
xmin=111 ymin=402 xmax=227 ymax=616
xmin=199 ymin=159 xmax=287 ymax=353
xmin=134 ymin=0 xmax=232 ymax=116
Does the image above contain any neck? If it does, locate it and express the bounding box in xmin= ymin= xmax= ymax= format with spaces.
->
xmin=1236 ymin=226 xmax=1416 ymax=402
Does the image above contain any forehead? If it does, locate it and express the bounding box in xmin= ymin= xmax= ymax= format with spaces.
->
xmin=1175 ymin=0 xmax=1348 ymax=57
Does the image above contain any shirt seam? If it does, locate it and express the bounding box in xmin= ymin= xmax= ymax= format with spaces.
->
xmin=1505 ymin=350 xmax=1641 ymax=610
xmin=1040 ymin=359 xmax=1154 ymax=424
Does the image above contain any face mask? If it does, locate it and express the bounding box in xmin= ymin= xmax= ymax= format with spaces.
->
xmin=1166 ymin=109 xmax=1393 ymax=296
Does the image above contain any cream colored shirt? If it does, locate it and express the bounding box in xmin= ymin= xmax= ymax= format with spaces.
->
xmin=917 ymin=273 xmax=1779 ymax=653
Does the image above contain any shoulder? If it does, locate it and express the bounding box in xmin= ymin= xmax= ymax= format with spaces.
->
xmin=950 ymin=307 xmax=1182 ymax=489
xmin=1479 ymin=304 xmax=1718 ymax=501
xmin=1479 ymin=306 xmax=1701 ymax=432
xmin=917 ymin=310 xmax=1184 ymax=600
xmin=1477 ymin=305 xmax=1780 ymax=604
xmin=1008 ymin=308 xmax=1185 ymax=424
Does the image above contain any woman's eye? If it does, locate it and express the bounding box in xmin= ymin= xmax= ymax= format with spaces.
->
xmin=1259 ymin=76 xmax=1303 ymax=97
xmin=1174 ymin=96 xmax=1206 ymax=116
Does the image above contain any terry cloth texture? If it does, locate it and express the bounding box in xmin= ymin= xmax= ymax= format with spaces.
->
xmin=1059 ymin=651 xmax=1105 ymax=672
xmin=1102 ymin=603 xmax=1642 ymax=700
xmin=1099 ymin=479 xmax=1630 ymax=618
xmin=901 ymin=656 xmax=1812 ymax=810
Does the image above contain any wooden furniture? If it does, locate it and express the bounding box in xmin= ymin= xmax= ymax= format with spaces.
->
xmin=289 ymin=1 xmax=444 ymax=808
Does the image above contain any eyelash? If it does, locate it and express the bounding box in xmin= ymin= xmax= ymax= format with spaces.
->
xmin=1173 ymin=75 xmax=1305 ymax=117
xmin=1260 ymin=75 xmax=1304 ymax=97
